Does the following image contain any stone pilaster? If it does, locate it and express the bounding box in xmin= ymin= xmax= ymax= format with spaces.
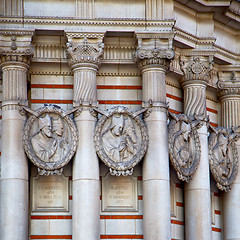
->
xmin=135 ymin=33 xmax=174 ymax=240
xmin=180 ymin=53 xmax=213 ymax=240
xmin=218 ymin=71 xmax=240 ymax=240
xmin=0 ymin=31 xmax=34 ymax=240
xmin=66 ymin=33 xmax=104 ymax=240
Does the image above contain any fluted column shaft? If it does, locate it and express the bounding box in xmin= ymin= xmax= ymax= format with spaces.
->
xmin=181 ymin=55 xmax=213 ymax=240
xmin=73 ymin=65 xmax=97 ymax=104
xmin=220 ymin=95 xmax=240 ymax=129
xmin=0 ymin=61 xmax=29 ymax=240
xmin=183 ymin=82 xmax=207 ymax=117
xmin=220 ymin=92 xmax=240 ymax=240
xmin=141 ymin=63 xmax=172 ymax=240
xmin=72 ymin=63 xmax=100 ymax=240
xmin=66 ymin=35 xmax=104 ymax=240
xmin=135 ymin=33 xmax=175 ymax=239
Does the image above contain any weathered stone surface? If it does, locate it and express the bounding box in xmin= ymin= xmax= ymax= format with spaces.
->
xmin=94 ymin=106 xmax=148 ymax=176
xmin=23 ymin=104 xmax=78 ymax=174
xmin=102 ymin=173 xmax=138 ymax=212
xmin=32 ymin=174 xmax=69 ymax=212
xmin=209 ymin=127 xmax=239 ymax=191
xmin=168 ymin=113 xmax=201 ymax=182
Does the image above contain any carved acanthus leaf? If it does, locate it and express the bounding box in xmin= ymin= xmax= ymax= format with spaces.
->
xmin=0 ymin=45 xmax=34 ymax=65
xmin=168 ymin=112 xmax=201 ymax=182
xmin=135 ymin=47 xmax=175 ymax=68
xmin=217 ymin=71 xmax=240 ymax=98
xmin=66 ymin=38 xmax=104 ymax=67
xmin=94 ymin=106 xmax=149 ymax=176
xmin=209 ymin=126 xmax=239 ymax=191
xmin=180 ymin=56 xmax=213 ymax=82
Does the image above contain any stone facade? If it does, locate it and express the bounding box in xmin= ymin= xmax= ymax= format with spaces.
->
xmin=0 ymin=1 xmax=240 ymax=240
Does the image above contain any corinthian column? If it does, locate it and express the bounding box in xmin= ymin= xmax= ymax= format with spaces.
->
xmin=0 ymin=31 xmax=34 ymax=239
xmin=135 ymin=33 xmax=175 ymax=240
xmin=66 ymin=33 xmax=104 ymax=240
xmin=180 ymin=54 xmax=213 ymax=240
xmin=218 ymin=73 xmax=240 ymax=240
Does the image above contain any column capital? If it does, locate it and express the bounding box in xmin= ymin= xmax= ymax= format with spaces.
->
xmin=134 ymin=32 xmax=175 ymax=70
xmin=66 ymin=33 xmax=105 ymax=69
xmin=218 ymin=70 xmax=240 ymax=100
xmin=135 ymin=47 xmax=175 ymax=69
xmin=0 ymin=30 xmax=34 ymax=68
xmin=180 ymin=53 xmax=214 ymax=86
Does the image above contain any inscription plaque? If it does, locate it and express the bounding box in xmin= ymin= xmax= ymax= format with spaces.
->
xmin=32 ymin=174 xmax=69 ymax=212
xmin=102 ymin=173 xmax=138 ymax=212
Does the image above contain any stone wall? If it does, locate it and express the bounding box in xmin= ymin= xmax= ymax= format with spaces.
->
xmin=1 ymin=0 xmax=240 ymax=240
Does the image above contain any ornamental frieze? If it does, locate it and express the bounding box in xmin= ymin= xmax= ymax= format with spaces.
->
xmin=209 ymin=127 xmax=239 ymax=191
xmin=94 ymin=106 xmax=148 ymax=176
xmin=168 ymin=113 xmax=201 ymax=182
xmin=22 ymin=104 xmax=78 ymax=175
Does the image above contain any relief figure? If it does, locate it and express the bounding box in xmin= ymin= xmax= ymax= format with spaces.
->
xmin=51 ymin=117 xmax=69 ymax=162
xmin=173 ymin=121 xmax=194 ymax=169
xmin=31 ymin=114 xmax=57 ymax=163
xmin=212 ymin=133 xmax=232 ymax=179
xmin=102 ymin=114 xmax=137 ymax=163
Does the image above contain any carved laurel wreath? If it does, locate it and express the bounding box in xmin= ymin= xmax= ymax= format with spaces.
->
xmin=168 ymin=113 xmax=201 ymax=182
xmin=209 ymin=128 xmax=239 ymax=191
xmin=94 ymin=106 xmax=148 ymax=176
xmin=22 ymin=105 xmax=78 ymax=173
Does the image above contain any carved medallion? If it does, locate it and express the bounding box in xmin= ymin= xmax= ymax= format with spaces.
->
xmin=168 ymin=113 xmax=201 ymax=182
xmin=22 ymin=104 xmax=78 ymax=175
xmin=209 ymin=127 xmax=239 ymax=191
xmin=94 ymin=106 xmax=148 ymax=176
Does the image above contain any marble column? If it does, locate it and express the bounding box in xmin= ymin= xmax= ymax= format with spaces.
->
xmin=218 ymin=82 xmax=240 ymax=240
xmin=180 ymin=55 xmax=213 ymax=240
xmin=135 ymin=35 xmax=175 ymax=240
xmin=0 ymin=33 xmax=33 ymax=240
xmin=66 ymin=35 xmax=104 ymax=240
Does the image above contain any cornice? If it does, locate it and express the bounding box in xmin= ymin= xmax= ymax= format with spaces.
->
xmin=0 ymin=29 xmax=35 ymax=36
xmin=29 ymin=71 xmax=73 ymax=76
xmin=65 ymin=32 xmax=105 ymax=41
xmin=214 ymin=44 xmax=240 ymax=63
xmin=174 ymin=27 xmax=239 ymax=64
xmin=97 ymin=72 xmax=140 ymax=77
xmin=0 ymin=16 xmax=175 ymax=28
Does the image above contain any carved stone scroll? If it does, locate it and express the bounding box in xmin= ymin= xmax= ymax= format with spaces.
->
xmin=168 ymin=113 xmax=201 ymax=182
xmin=22 ymin=104 xmax=78 ymax=175
xmin=94 ymin=106 xmax=148 ymax=176
xmin=209 ymin=127 xmax=239 ymax=191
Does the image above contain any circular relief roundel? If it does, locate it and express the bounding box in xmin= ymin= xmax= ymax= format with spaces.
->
xmin=94 ymin=106 xmax=148 ymax=172
xmin=23 ymin=105 xmax=78 ymax=171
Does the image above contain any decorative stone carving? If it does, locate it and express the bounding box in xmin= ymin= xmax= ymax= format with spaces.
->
xmin=180 ymin=56 xmax=214 ymax=82
xmin=22 ymin=104 xmax=78 ymax=175
xmin=0 ymin=45 xmax=34 ymax=66
xmin=209 ymin=127 xmax=239 ymax=191
xmin=66 ymin=37 xmax=104 ymax=67
xmin=135 ymin=47 xmax=174 ymax=68
xmin=94 ymin=106 xmax=148 ymax=176
xmin=168 ymin=113 xmax=201 ymax=182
